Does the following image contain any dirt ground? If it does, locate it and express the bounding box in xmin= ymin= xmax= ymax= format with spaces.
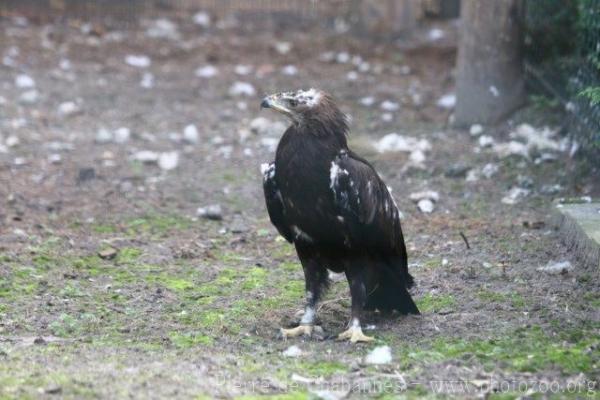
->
xmin=0 ymin=9 xmax=599 ymax=400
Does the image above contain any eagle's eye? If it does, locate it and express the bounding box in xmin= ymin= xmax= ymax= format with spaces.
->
xmin=288 ymin=99 xmax=298 ymax=107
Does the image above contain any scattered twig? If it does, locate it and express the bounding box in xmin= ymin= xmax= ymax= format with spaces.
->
xmin=459 ymin=231 xmax=471 ymax=250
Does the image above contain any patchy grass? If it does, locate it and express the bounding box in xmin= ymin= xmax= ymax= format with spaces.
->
xmin=416 ymin=293 xmax=456 ymax=313
xmin=396 ymin=326 xmax=597 ymax=374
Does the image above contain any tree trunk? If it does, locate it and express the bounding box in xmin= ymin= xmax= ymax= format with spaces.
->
xmin=454 ymin=0 xmax=525 ymax=126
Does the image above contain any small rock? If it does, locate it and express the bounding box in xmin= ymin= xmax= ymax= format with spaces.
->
xmin=57 ymin=101 xmax=80 ymax=117
xmin=478 ymin=135 xmax=495 ymax=148
xmin=428 ymin=28 xmax=445 ymax=41
xmin=95 ymin=128 xmax=113 ymax=144
xmin=469 ymin=124 xmax=483 ymax=136
xmin=125 ymin=54 xmax=151 ymax=68
xmin=281 ymin=65 xmax=298 ymax=76
xmin=346 ymin=71 xmax=359 ymax=81
xmin=380 ymin=100 xmax=399 ymax=111
xmin=44 ymin=385 xmax=62 ymax=395
xmin=501 ymin=187 xmax=530 ymax=205
xmin=19 ymin=89 xmax=39 ymax=104
xmin=145 ymin=18 xmax=179 ymax=40
xmin=282 ymin=345 xmax=302 ymax=357
xmin=481 ymin=163 xmax=499 ymax=178
xmin=48 ymin=154 xmax=62 ymax=164
xmin=417 ymin=199 xmax=435 ymax=213
xmin=234 ymin=65 xmax=253 ymax=76
xmin=183 ymin=124 xmax=199 ymax=144
xmin=409 ymin=190 xmax=440 ymax=202
xmin=98 ymin=247 xmax=118 ymax=260
xmin=15 ymin=74 xmax=35 ymax=88
xmin=77 ymin=167 xmax=96 ymax=184
xmin=5 ymin=135 xmax=19 ymax=148
xmin=158 ymin=151 xmax=179 ymax=171
xmin=33 ymin=337 xmax=46 ymax=345
xmin=197 ymin=204 xmax=223 ymax=220
xmin=133 ymin=150 xmax=159 ymax=163
xmin=493 ymin=141 xmax=530 ymax=159
xmin=273 ymin=41 xmax=292 ymax=55
xmin=336 ymin=51 xmax=350 ymax=64
xmin=195 ymin=65 xmax=218 ymax=78
xmin=359 ymin=96 xmax=375 ymax=107
xmin=140 ymin=72 xmax=154 ymax=89
xmin=374 ymin=133 xmax=431 ymax=154
xmin=437 ymin=93 xmax=456 ymax=109
xmin=537 ymin=260 xmax=572 ymax=275
xmin=113 ymin=127 xmax=130 ymax=143
xmin=445 ymin=163 xmax=471 ymax=178
xmin=365 ymin=345 xmax=392 ymax=365
xmin=229 ymin=81 xmax=255 ymax=97
xmin=381 ymin=113 xmax=393 ymax=122
xmin=192 ymin=11 xmax=211 ymax=27
xmin=540 ymin=184 xmax=563 ymax=195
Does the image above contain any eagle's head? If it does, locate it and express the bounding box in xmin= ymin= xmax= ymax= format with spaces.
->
xmin=260 ymin=89 xmax=348 ymax=137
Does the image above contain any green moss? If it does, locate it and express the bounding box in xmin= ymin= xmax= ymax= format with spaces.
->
xmin=416 ymin=293 xmax=456 ymax=313
xmin=125 ymin=214 xmax=192 ymax=236
xmin=91 ymin=223 xmax=116 ymax=234
xmin=398 ymin=326 xmax=596 ymax=374
xmin=241 ymin=267 xmax=268 ymax=290
xmin=169 ymin=331 xmax=213 ymax=347
xmin=115 ymin=247 xmax=142 ymax=264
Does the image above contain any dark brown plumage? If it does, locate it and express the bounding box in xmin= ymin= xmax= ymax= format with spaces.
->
xmin=260 ymin=89 xmax=418 ymax=343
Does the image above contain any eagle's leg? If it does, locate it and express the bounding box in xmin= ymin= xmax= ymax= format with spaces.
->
xmin=280 ymin=245 xmax=327 ymax=339
xmin=338 ymin=266 xmax=374 ymax=343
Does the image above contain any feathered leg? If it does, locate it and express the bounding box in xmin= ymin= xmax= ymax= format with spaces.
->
xmin=280 ymin=244 xmax=328 ymax=339
xmin=338 ymin=264 xmax=374 ymax=343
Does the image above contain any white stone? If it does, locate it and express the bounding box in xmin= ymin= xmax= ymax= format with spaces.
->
xmin=346 ymin=71 xmax=359 ymax=81
xmin=437 ymin=93 xmax=456 ymax=109
xmin=113 ymin=127 xmax=130 ymax=143
xmin=19 ymin=89 xmax=39 ymax=104
xmin=234 ymin=65 xmax=253 ymax=76
xmin=428 ymin=28 xmax=445 ymax=41
xmin=281 ymin=65 xmax=298 ymax=76
xmin=140 ymin=72 xmax=154 ymax=88
xmin=95 ymin=128 xmax=113 ymax=144
xmin=365 ymin=346 xmax=392 ymax=365
xmin=359 ymin=96 xmax=375 ymax=107
xmin=195 ymin=65 xmax=218 ymax=78
xmin=273 ymin=41 xmax=292 ymax=55
xmin=6 ymin=135 xmax=19 ymax=148
xmin=469 ymin=124 xmax=483 ymax=136
xmin=192 ymin=11 xmax=211 ymax=27
xmin=125 ymin=54 xmax=151 ymax=68
xmin=501 ymin=187 xmax=531 ymax=205
xmin=132 ymin=150 xmax=159 ymax=163
xmin=409 ymin=190 xmax=440 ymax=202
xmin=158 ymin=151 xmax=179 ymax=170
xmin=58 ymin=101 xmax=80 ymax=117
xmin=478 ymin=135 xmax=495 ymax=148
xmin=48 ymin=154 xmax=62 ymax=164
xmin=481 ymin=163 xmax=499 ymax=178
xmin=15 ymin=74 xmax=35 ymax=88
xmin=183 ymin=124 xmax=199 ymax=144
xmin=380 ymin=100 xmax=400 ymax=111
xmin=229 ymin=81 xmax=256 ymax=97
xmin=537 ymin=260 xmax=573 ymax=275
xmin=417 ymin=199 xmax=435 ymax=213
xmin=282 ymin=345 xmax=302 ymax=358
xmin=146 ymin=18 xmax=179 ymax=40
xmin=374 ymin=133 xmax=431 ymax=154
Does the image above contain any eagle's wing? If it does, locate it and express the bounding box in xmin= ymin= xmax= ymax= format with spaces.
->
xmin=329 ymin=151 xmax=406 ymax=255
xmin=262 ymin=162 xmax=294 ymax=243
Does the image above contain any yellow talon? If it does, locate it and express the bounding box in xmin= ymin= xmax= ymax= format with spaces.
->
xmin=280 ymin=325 xmax=313 ymax=339
xmin=337 ymin=327 xmax=374 ymax=343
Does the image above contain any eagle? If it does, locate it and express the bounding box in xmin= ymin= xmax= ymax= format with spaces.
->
xmin=260 ymin=89 xmax=419 ymax=343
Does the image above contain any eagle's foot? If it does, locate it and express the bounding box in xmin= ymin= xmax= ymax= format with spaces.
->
xmin=280 ymin=324 xmax=313 ymax=339
xmin=337 ymin=326 xmax=374 ymax=343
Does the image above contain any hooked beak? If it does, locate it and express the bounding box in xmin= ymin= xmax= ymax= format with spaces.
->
xmin=260 ymin=97 xmax=271 ymax=109
xmin=260 ymin=95 xmax=292 ymax=118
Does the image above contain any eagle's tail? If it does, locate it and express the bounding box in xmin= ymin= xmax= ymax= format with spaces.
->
xmin=365 ymin=258 xmax=419 ymax=314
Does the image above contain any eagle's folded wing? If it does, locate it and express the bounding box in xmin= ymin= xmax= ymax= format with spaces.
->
xmin=262 ymin=162 xmax=294 ymax=243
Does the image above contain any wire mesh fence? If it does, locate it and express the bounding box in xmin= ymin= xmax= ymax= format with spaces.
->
xmin=524 ymin=0 xmax=600 ymax=152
